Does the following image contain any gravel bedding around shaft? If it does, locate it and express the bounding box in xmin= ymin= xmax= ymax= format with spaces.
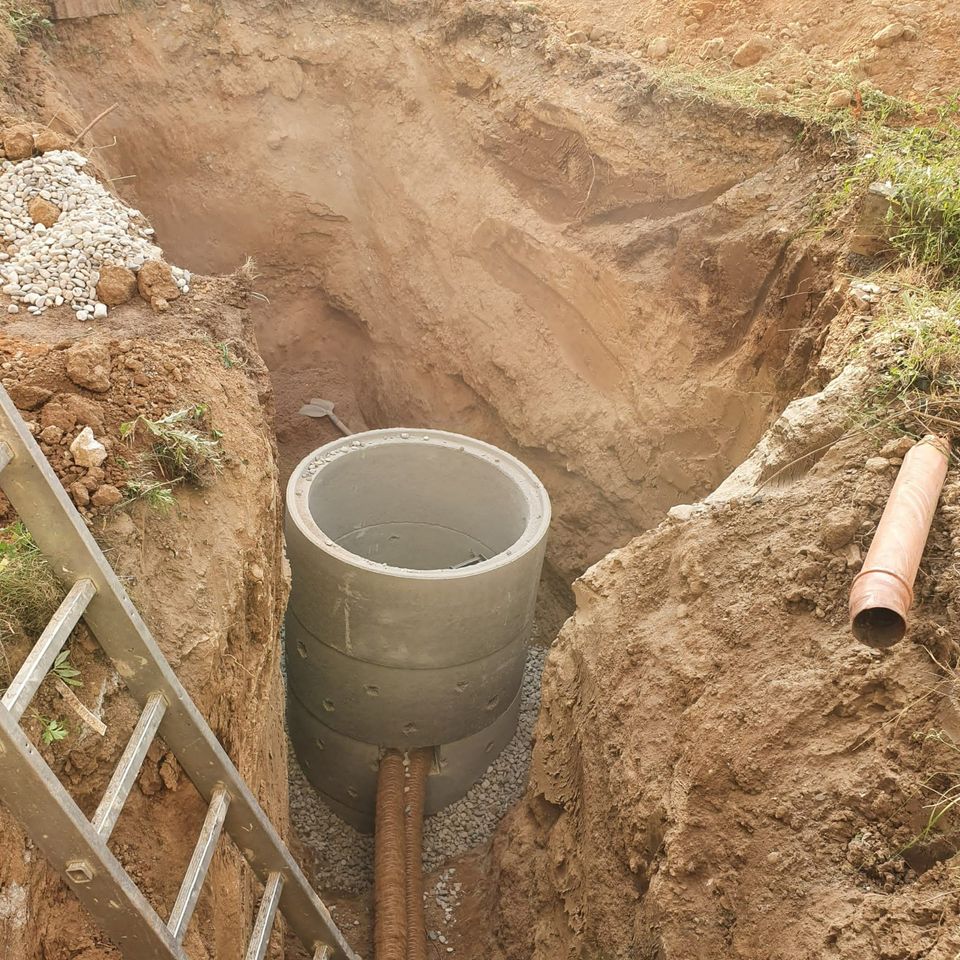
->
xmin=0 ymin=150 xmax=189 ymax=319
xmin=288 ymin=644 xmax=548 ymax=892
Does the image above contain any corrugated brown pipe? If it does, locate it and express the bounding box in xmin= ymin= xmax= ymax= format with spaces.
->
xmin=375 ymin=749 xmax=407 ymax=960
xmin=850 ymin=434 xmax=950 ymax=648
xmin=404 ymin=749 xmax=431 ymax=960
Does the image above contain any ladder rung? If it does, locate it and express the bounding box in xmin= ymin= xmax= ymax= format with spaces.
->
xmin=168 ymin=785 xmax=230 ymax=942
xmin=0 ymin=439 xmax=12 ymax=472
xmin=245 ymin=871 xmax=285 ymax=960
xmin=2 ymin=578 xmax=97 ymax=721
xmin=314 ymin=947 xmax=332 ymax=960
xmin=92 ymin=692 xmax=167 ymax=841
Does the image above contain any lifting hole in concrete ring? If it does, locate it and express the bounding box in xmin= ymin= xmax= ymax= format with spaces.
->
xmin=315 ymin=737 xmax=325 ymax=750
xmin=297 ymin=640 xmax=307 ymax=658
xmin=484 ymin=741 xmax=494 ymax=754
xmin=364 ymin=684 xmax=380 ymax=696
xmin=455 ymin=680 xmax=470 ymax=692
xmin=402 ymin=722 xmax=418 ymax=735
xmin=346 ymin=786 xmax=359 ymax=799
xmin=485 ymin=695 xmax=500 ymax=711
xmin=322 ymin=699 xmax=335 ymax=712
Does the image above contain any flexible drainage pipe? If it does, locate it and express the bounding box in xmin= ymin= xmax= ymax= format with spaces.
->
xmin=404 ymin=750 xmax=431 ymax=960
xmin=374 ymin=751 xmax=407 ymax=960
xmin=850 ymin=435 xmax=950 ymax=647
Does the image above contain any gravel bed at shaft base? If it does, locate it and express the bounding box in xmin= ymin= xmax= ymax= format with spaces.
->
xmin=288 ymin=644 xmax=548 ymax=892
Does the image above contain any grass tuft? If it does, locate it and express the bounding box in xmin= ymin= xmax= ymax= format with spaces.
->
xmin=120 ymin=404 xmax=223 ymax=487
xmin=0 ymin=522 xmax=63 ymax=644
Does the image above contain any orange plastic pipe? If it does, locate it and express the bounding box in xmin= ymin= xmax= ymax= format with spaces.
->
xmin=374 ymin=750 xmax=407 ymax=960
xmin=850 ymin=435 xmax=950 ymax=647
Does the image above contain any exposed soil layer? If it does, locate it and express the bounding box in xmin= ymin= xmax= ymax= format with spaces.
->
xmin=34 ymin=0 xmax=843 ymax=629
xmin=490 ymin=326 xmax=960 ymax=959
xmin=0 ymin=288 xmax=291 ymax=960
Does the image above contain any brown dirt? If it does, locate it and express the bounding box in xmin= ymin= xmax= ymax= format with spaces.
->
xmin=0 ymin=285 xmax=291 ymax=960
xmin=0 ymin=0 xmax=955 ymax=958
xmin=528 ymin=0 xmax=960 ymax=106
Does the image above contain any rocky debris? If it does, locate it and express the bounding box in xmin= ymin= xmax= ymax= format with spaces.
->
xmin=8 ymin=383 xmax=51 ymax=410
xmin=826 ymin=89 xmax=853 ymax=109
xmin=69 ymin=426 xmax=107 ymax=468
xmin=65 ymin=341 xmax=112 ymax=392
xmin=865 ymin=456 xmax=891 ymax=473
xmin=700 ymin=37 xmax=724 ymax=59
xmin=96 ymin=263 xmax=138 ymax=306
xmin=880 ymin=436 xmax=914 ymax=458
xmin=430 ymin=868 xmax=462 ymax=928
xmin=137 ymin=259 xmax=181 ymax=307
xmin=565 ymin=30 xmax=588 ymax=43
xmin=732 ymin=36 xmax=773 ymax=67
xmin=33 ymin=130 xmax=71 ymax=154
xmin=69 ymin=480 xmax=90 ymax=506
xmin=2 ymin=125 xmax=35 ymax=162
xmin=820 ymin=507 xmax=861 ymax=550
xmin=26 ymin=197 xmax=60 ymax=228
xmin=0 ymin=149 xmax=190 ymax=321
xmin=871 ymin=23 xmax=911 ymax=47
xmin=289 ymin=645 xmax=548 ymax=891
xmin=647 ymin=36 xmax=672 ymax=60
xmin=91 ymin=483 xmax=122 ymax=508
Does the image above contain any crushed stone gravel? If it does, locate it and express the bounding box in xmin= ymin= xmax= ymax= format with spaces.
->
xmin=0 ymin=150 xmax=188 ymax=320
xmin=288 ymin=644 xmax=547 ymax=892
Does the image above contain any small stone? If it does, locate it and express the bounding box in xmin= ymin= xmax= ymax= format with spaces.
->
xmin=872 ymin=23 xmax=905 ymax=47
xmin=820 ymin=507 xmax=860 ymax=551
xmin=865 ymin=456 xmax=890 ymax=474
xmin=700 ymin=37 xmax=724 ymax=59
xmin=96 ymin=264 xmax=138 ymax=306
xmin=65 ymin=341 xmax=112 ymax=393
xmin=880 ymin=436 xmax=914 ymax=458
xmin=33 ymin=129 xmax=71 ymax=153
xmin=826 ymin=89 xmax=853 ymax=109
xmin=565 ymin=30 xmax=588 ymax=43
xmin=69 ymin=481 xmax=90 ymax=507
xmin=137 ymin=259 xmax=181 ymax=303
xmin=93 ymin=302 xmax=108 ymax=320
xmin=2 ymin=124 xmax=35 ymax=162
xmin=38 ymin=425 xmax=63 ymax=444
xmin=26 ymin=197 xmax=61 ymax=228
xmin=647 ymin=36 xmax=672 ymax=60
xmin=667 ymin=503 xmax=697 ymax=521
xmin=732 ymin=36 xmax=773 ymax=67
xmin=70 ymin=427 xmax=108 ymax=469
xmin=509 ymin=21 xmax=522 ymax=32
xmin=8 ymin=384 xmax=52 ymax=410
xmin=91 ymin=484 xmax=123 ymax=508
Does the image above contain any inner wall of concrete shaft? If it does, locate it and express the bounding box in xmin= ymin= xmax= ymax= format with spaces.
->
xmin=285 ymin=428 xmax=551 ymax=830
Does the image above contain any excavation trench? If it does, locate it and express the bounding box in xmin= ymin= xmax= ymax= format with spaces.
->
xmin=32 ymin=0 xmax=837 ymax=948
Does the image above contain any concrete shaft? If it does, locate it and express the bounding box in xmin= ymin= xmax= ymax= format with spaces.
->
xmin=285 ymin=428 xmax=550 ymax=827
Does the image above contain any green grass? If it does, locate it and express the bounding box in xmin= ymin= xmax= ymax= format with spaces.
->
xmin=120 ymin=404 xmax=223 ymax=487
xmin=6 ymin=4 xmax=52 ymax=44
xmin=123 ymin=477 xmax=178 ymax=511
xmin=856 ymin=285 xmax=960 ymax=445
xmin=0 ymin=522 xmax=63 ymax=645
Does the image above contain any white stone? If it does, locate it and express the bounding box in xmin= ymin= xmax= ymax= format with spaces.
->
xmin=69 ymin=427 xmax=107 ymax=468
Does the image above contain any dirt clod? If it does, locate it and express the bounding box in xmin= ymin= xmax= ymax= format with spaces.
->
xmin=96 ymin=263 xmax=139 ymax=306
xmin=65 ymin=341 xmax=112 ymax=393
xmin=820 ymin=506 xmax=861 ymax=550
xmin=90 ymin=483 xmax=122 ymax=507
xmin=33 ymin=129 xmax=71 ymax=153
xmin=2 ymin=124 xmax=34 ymax=161
xmin=732 ymin=35 xmax=772 ymax=66
xmin=137 ymin=259 xmax=181 ymax=305
xmin=26 ymin=197 xmax=60 ymax=228
xmin=8 ymin=383 xmax=52 ymax=410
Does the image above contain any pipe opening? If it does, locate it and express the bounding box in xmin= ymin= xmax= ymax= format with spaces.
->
xmin=852 ymin=607 xmax=907 ymax=648
xmin=306 ymin=440 xmax=535 ymax=571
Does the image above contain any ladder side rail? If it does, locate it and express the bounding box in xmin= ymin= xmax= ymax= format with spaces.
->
xmin=0 ymin=388 xmax=354 ymax=960
xmin=0 ymin=705 xmax=186 ymax=960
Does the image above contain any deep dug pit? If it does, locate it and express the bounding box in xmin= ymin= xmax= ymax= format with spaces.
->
xmin=39 ymin=0 xmax=839 ymax=621
xmin=3 ymin=0 xmax=959 ymax=958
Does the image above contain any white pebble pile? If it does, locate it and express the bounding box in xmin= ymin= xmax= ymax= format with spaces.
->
xmin=288 ymin=644 xmax=548 ymax=892
xmin=0 ymin=150 xmax=189 ymax=320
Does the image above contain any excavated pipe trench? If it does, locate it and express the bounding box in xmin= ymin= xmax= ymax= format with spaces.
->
xmin=40 ymin=0 xmax=839 ymax=951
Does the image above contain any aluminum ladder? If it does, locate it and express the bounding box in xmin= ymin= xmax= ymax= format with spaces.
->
xmin=0 ymin=384 xmax=356 ymax=960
